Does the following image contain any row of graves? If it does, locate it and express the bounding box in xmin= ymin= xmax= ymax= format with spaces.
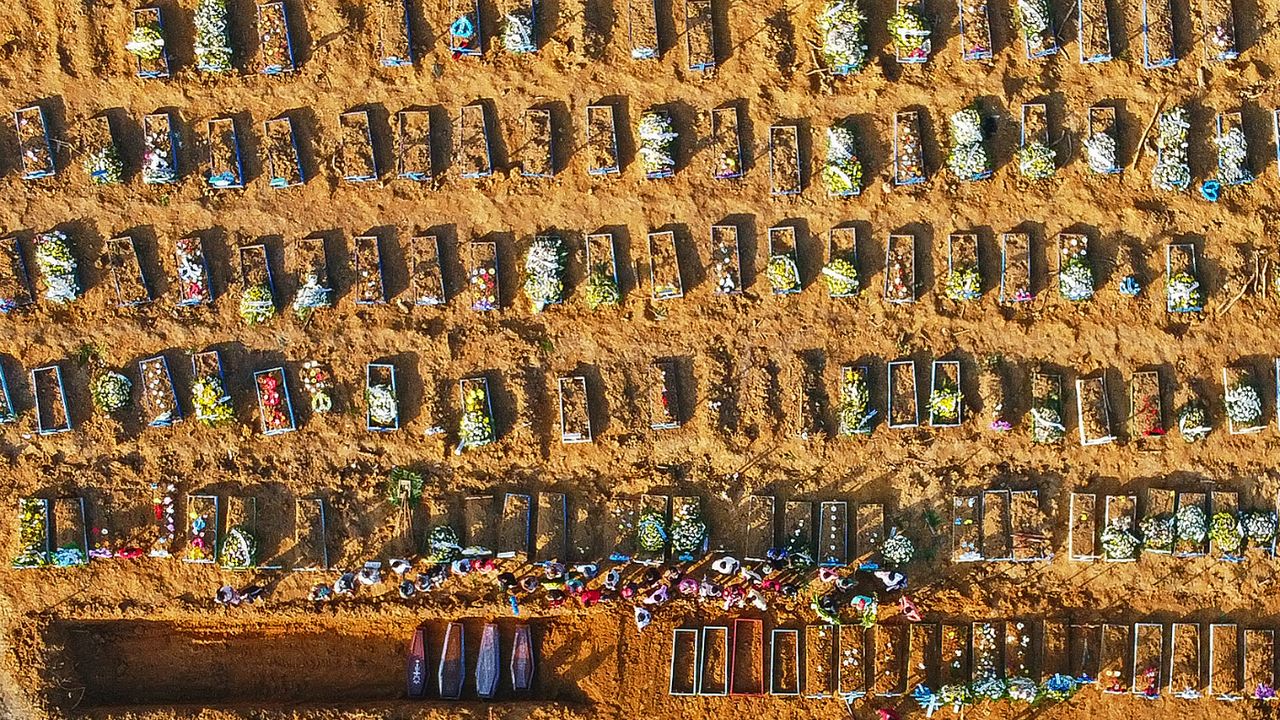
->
xmin=0 ymin=223 xmax=1217 ymax=318
xmin=10 ymin=98 xmax=1261 ymax=192
xmin=667 ymin=617 xmax=1280 ymax=706
xmin=14 ymin=487 xmax=329 ymax=569
xmin=7 ymin=343 xmax=1278 ymax=444
xmin=119 ymin=0 xmax=1243 ymax=77
xmin=1068 ymin=487 xmax=1278 ymax=562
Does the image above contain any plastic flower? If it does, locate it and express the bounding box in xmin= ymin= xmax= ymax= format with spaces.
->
xmin=1175 ymin=504 xmax=1207 ymax=547
xmin=239 ymin=283 xmax=275 ymax=324
xmin=670 ymin=507 xmax=707 ymax=557
xmin=944 ymin=265 xmax=981 ymax=301
xmin=292 ymin=272 xmax=332 ymax=318
xmin=1152 ymin=107 xmax=1191 ymax=191
xmin=888 ymin=8 xmax=930 ymax=58
xmin=366 ymin=383 xmax=398 ymax=427
xmin=1166 ymin=271 xmax=1203 ymax=312
xmin=1083 ymin=131 xmax=1118 ymax=174
xmin=90 ymin=370 xmax=132 ymax=413
xmin=194 ymin=0 xmax=233 ymax=71
xmin=637 ymin=112 xmax=677 ymax=178
xmin=1059 ymin=252 xmax=1094 ymax=301
xmin=126 ymin=24 xmax=165 ymax=60
xmin=1216 ymin=126 xmax=1253 ymax=185
xmin=1209 ymin=512 xmax=1243 ymax=554
xmin=502 ymin=10 xmax=535 ymax=53
xmin=1176 ymin=402 xmax=1210 ymax=442
xmin=1243 ymin=511 xmax=1278 ymax=547
xmin=219 ymin=526 xmax=257 ymax=569
xmin=838 ymin=366 xmax=875 ymax=434
xmin=882 ymin=530 xmax=913 ymax=565
xmin=1140 ymin=514 xmax=1174 ymax=551
xmin=1224 ymin=383 xmax=1262 ymax=425
xmin=83 ymin=143 xmax=124 ymax=184
xmin=946 ymin=107 xmax=990 ymax=180
xmin=823 ymin=125 xmax=863 ymax=196
xmin=1101 ymin=522 xmax=1139 ymax=559
xmin=584 ymin=265 xmax=620 ymax=309
xmin=458 ymin=384 xmax=495 ymax=450
xmin=636 ymin=511 xmax=668 ymax=553
xmin=425 ymin=525 xmax=462 ymax=563
xmin=766 ymin=255 xmax=801 ymax=293
xmin=1017 ymin=141 xmax=1056 ymax=179
xmin=191 ymin=376 xmax=234 ymax=426
xmin=928 ymin=381 xmax=961 ymax=421
xmin=34 ymin=231 xmax=79 ymax=303
xmin=822 ymin=257 xmax=858 ymax=296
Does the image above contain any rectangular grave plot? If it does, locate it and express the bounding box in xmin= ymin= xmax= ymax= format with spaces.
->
xmin=586 ymin=105 xmax=620 ymax=175
xmin=837 ymin=625 xmax=869 ymax=696
xmin=1086 ymin=107 xmax=1121 ymax=174
xmin=1022 ymin=0 xmax=1058 ymax=57
xmin=463 ymin=495 xmax=495 ymax=555
xmin=958 ymin=0 xmax=993 ymax=59
xmin=494 ymin=491 xmax=529 ymax=561
xmin=142 ymin=113 xmax=177 ymax=184
xmin=670 ymin=628 xmax=699 ymax=696
xmin=448 ymin=0 xmax=482 ymax=55
xmin=972 ymin=621 xmax=1003 ymax=682
xmin=257 ymin=1 xmax=296 ymax=73
xmin=1042 ymin=621 xmax=1070 ymax=678
xmin=1100 ymin=623 xmax=1131 ymax=693
xmin=699 ymin=626 xmax=729 ymax=695
xmin=770 ymin=629 xmax=801 ymax=695
xmin=892 ymin=111 xmax=925 ymax=185
xmin=338 ymin=111 xmax=378 ymax=182
xmin=886 ymin=360 xmax=917 ymax=428
xmin=0 ymin=363 xmax=15 ymax=424
xmin=817 ymin=500 xmax=847 ymax=566
xmin=396 ymin=110 xmax=431 ymax=181
xmin=456 ymin=105 xmax=492 ymax=178
xmin=82 ymin=115 xmax=117 ymax=184
xmin=365 ymin=363 xmax=398 ymax=431
xmin=190 ymin=350 xmax=225 ymax=416
xmin=1069 ymin=492 xmax=1099 ymax=560
xmin=404 ymin=235 xmax=444 ymax=306
xmin=885 ymin=234 xmax=915 ymax=303
xmin=1166 ymin=243 xmax=1202 ymax=312
xmin=253 ymin=367 xmax=295 ymax=435
xmin=352 ymin=235 xmax=386 ymax=304
xmin=743 ymin=495 xmax=775 ymax=561
xmin=999 ymin=232 xmax=1031 ymax=304
xmin=604 ymin=496 xmax=640 ymax=561
xmin=1211 ymin=491 xmax=1241 ymax=559
xmin=709 ymin=225 xmax=742 ymax=295
xmin=1076 ymin=376 xmax=1114 ymax=446
xmin=133 ymin=7 xmax=171 ymax=77
xmin=206 ymin=118 xmax=244 ymax=189
xmin=106 ymin=236 xmax=151 ymax=307
xmin=584 ymin=232 xmax=618 ymax=301
xmin=183 ymin=494 xmax=219 ymax=563
xmin=1217 ymin=111 xmax=1250 ymax=185
xmin=222 ymin=496 xmax=265 ymax=569
xmin=649 ymin=359 xmax=681 ymax=429
xmin=1078 ymin=0 xmax=1113 ymax=61
xmin=946 ymin=232 xmax=979 ymax=301
xmin=14 ymin=498 xmax=50 ymax=568
xmin=768 ymin=125 xmax=801 ymax=196
xmin=534 ymin=492 xmax=567 ymax=562
xmin=871 ymin=625 xmax=908 ymax=696
xmin=1222 ymin=366 xmax=1263 ymax=434
xmin=557 ymin=376 xmax=591 ymax=443
xmin=826 ymin=227 xmax=859 ymax=297
xmin=908 ymin=623 xmax=940 ymax=690
xmin=263 ymin=117 xmax=304 ymax=187
xmin=1244 ymin=629 xmax=1275 ymax=699
xmin=1021 ymin=103 xmax=1049 ymax=149
xmin=238 ymin=244 xmax=273 ymax=292
xmin=291 ymin=236 xmax=331 ymax=310
xmin=894 ymin=0 xmax=930 ymax=61
xmin=854 ymin=503 xmax=883 ymax=568
xmin=138 ymin=356 xmax=181 ymax=427
xmin=1104 ymin=494 xmax=1138 ymax=562
xmin=838 ymin=365 xmax=874 ymax=435
xmin=671 ymin=496 xmax=705 ymax=561
xmin=648 ymin=231 xmax=683 ymax=300
xmin=1005 ymin=621 xmax=1037 ymax=681
xmin=1209 ymin=624 xmax=1242 ymax=699
xmin=174 ymin=236 xmax=211 ymax=306
xmin=522 ymin=108 xmax=553 ymax=178
xmin=628 ymin=0 xmax=659 ymax=59
xmin=467 ymin=241 xmax=499 ymax=311
xmin=1141 ymin=0 xmax=1177 ymax=67
xmin=795 ymin=360 xmax=824 ymax=440
xmin=1072 ymin=624 xmax=1104 ymax=683
xmin=783 ymin=500 xmax=814 ymax=561
xmin=377 ymin=0 xmax=413 ymax=65
xmin=1011 ymin=490 xmax=1049 ymax=561
xmin=805 ymin=624 xmax=836 ymax=698
xmin=981 ymin=490 xmax=1012 ymax=560
xmin=929 ymin=360 xmax=962 ymax=427
xmin=51 ymin=497 xmax=88 ymax=566
xmin=1202 ymin=0 xmax=1239 ymax=60
xmin=1130 ymin=370 xmax=1164 ymax=440
xmin=1144 ymin=488 xmax=1176 ymax=554
xmin=767 ymin=225 xmax=800 ymax=295
xmin=14 ymin=106 xmax=54 ymax=180
xmin=710 ymin=107 xmax=743 ymax=179
xmin=1030 ymin=371 xmax=1064 ymax=444
xmin=685 ymin=0 xmax=715 ymax=70
xmin=0 ymin=235 xmax=33 ymax=310
xmin=31 ymin=365 xmax=70 ymax=435
xmin=1133 ymin=623 xmax=1165 ymax=698
xmin=941 ymin=624 xmax=971 ymax=685
xmin=1169 ymin=623 xmax=1202 ymax=698
xmin=952 ymin=494 xmax=981 ymax=562
xmin=1175 ymin=491 xmax=1208 ymax=557
xmin=731 ymin=618 xmax=765 ymax=696
xmin=293 ymin=497 xmax=328 ymax=570
xmin=636 ymin=494 xmax=669 ymax=564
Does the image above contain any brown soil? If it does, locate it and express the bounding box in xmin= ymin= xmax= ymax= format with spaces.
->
xmin=1210 ymin=623 xmax=1242 ymax=696
xmin=768 ymin=125 xmax=800 ymax=194
xmin=885 ymin=233 xmax=914 ymax=301
xmin=685 ymin=0 xmax=715 ymax=68
xmin=139 ymin=356 xmax=179 ymax=424
xmin=981 ymin=488 xmax=1011 ymax=559
xmin=1000 ymin=232 xmax=1030 ymax=301
xmin=1079 ymin=0 xmax=1111 ymax=58
xmin=0 ymin=237 xmax=34 ymax=308
xmin=1069 ymin=491 xmax=1098 ymax=558
xmin=669 ymin=628 xmax=697 ymax=693
xmin=339 ymin=113 xmax=377 ymax=179
xmin=106 ymin=236 xmax=148 ymax=305
xmin=1078 ymin=375 xmax=1112 ymax=443
xmin=893 ymin=110 xmax=923 ymax=183
xmin=940 ymin=623 xmax=969 ymax=685
xmin=854 ymin=502 xmax=883 ymax=563
xmin=958 ymin=0 xmax=992 ymax=60
xmin=354 ymin=235 xmax=385 ymax=303
xmin=837 ymin=624 xmax=866 ymax=694
xmin=1043 ymin=620 xmax=1069 ymax=677
xmin=264 ymin=117 xmax=304 ymax=183
xmin=870 ymin=623 xmax=907 ymax=695
xmin=627 ymin=0 xmax=659 ymax=55
xmin=888 ymin=359 xmax=917 ymax=425
xmin=397 ymin=110 xmax=432 ymax=177
xmin=907 ymin=622 xmax=937 ymax=688
xmin=523 ymin=109 xmax=553 ymax=177
xmin=1145 ymin=0 xmax=1176 ymax=63
xmin=586 ymin=105 xmax=618 ymax=172
xmin=1170 ymin=622 xmax=1200 ymax=692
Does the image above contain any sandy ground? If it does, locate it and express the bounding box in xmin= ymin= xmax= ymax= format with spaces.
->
xmin=2 ymin=0 xmax=1280 ymax=716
